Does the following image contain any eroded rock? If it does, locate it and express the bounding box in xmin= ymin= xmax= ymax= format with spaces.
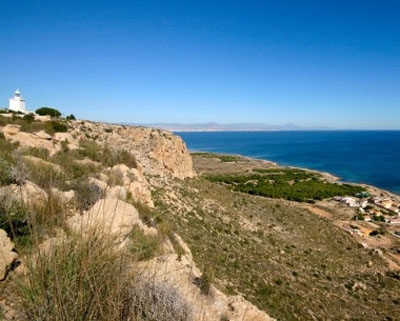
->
xmin=0 ymin=229 xmax=18 ymax=280
xmin=67 ymin=199 xmax=157 ymax=243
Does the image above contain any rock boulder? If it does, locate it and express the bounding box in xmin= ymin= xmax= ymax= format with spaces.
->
xmin=0 ymin=229 xmax=18 ymax=281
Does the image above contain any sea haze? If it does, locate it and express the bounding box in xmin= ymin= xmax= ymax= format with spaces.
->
xmin=176 ymin=131 xmax=400 ymax=195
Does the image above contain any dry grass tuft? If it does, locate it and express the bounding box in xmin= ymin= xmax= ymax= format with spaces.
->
xmin=15 ymin=230 xmax=128 ymax=321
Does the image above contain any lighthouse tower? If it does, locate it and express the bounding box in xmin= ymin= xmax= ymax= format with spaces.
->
xmin=8 ymin=89 xmax=26 ymax=113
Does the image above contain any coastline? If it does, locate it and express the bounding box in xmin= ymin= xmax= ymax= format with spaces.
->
xmin=178 ymin=130 xmax=400 ymax=196
xmin=190 ymin=151 xmax=400 ymax=200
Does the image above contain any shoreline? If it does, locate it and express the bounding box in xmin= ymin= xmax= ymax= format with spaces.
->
xmin=178 ymin=130 xmax=400 ymax=196
xmin=190 ymin=150 xmax=400 ymax=199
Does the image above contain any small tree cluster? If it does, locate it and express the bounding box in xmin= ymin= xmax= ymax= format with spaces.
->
xmin=35 ymin=107 xmax=61 ymax=117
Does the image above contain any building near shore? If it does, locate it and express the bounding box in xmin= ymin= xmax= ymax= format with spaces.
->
xmin=8 ymin=89 xmax=26 ymax=113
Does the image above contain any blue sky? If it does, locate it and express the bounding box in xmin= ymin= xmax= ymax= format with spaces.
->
xmin=1 ymin=0 xmax=399 ymax=129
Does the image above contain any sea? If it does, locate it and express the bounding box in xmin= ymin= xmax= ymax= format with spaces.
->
xmin=176 ymin=131 xmax=400 ymax=195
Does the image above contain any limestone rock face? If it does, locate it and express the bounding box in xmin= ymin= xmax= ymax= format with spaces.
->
xmin=2 ymin=125 xmax=60 ymax=156
xmin=67 ymin=199 xmax=156 ymax=242
xmin=69 ymin=122 xmax=196 ymax=179
xmin=111 ymin=164 xmax=154 ymax=207
xmin=53 ymin=132 xmax=79 ymax=150
xmin=3 ymin=181 xmax=48 ymax=204
xmin=1 ymin=120 xmax=196 ymax=179
xmin=0 ymin=229 xmax=18 ymax=281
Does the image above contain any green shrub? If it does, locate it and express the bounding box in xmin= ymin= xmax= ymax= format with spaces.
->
xmin=66 ymin=114 xmax=76 ymax=120
xmin=18 ymin=119 xmax=68 ymax=135
xmin=129 ymin=225 xmax=161 ymax=261
xmin=50 ymin=120 xmax=68 ymax=133
xmin=22 ymin=147 xmax=50 ymax=160
xmin=0 ymin=191 xmax=29 ymax=239
xmin=24 ymin=159 xmax=65 ymax=190
xmin=0 ymin=149 xmax=27 ymax=186
xmin=78 ymin=140 xmax=103 ymax=162
xmin=128 ymin=200 xmax=158 ymax=227
xmin=78 ymin=140 xmax=137 ymax=168
xmin=19 ymin=121 xmax=49 ymax=134
xmin=373 ymin=215 xmax=386 ymax=222
xmin=35 ymin=107 xmax=61 ymax=117
xmin=0 ymin=136 xmax=18 ymax=157
xmin=29 ymin=191 xmax=67 ymax=237
xmin=117 ymin=150 xmax=138 ymax=168
xmin=22 ymin=113 xmax=35 ymax=123
xmin=0 ymin=158 xmax=14 ymax=186
xmin=369 ymin=229 xmax=385 ymax=236
xmin=206 ymin=170 xmax=366 ymax=202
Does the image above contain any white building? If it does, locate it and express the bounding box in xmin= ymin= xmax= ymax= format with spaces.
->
xmin=8 ymin=89 xmax=26 ymax=113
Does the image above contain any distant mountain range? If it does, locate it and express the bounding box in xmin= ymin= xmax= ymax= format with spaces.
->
xmin=127 ymin=122 xmax=311 ymax=132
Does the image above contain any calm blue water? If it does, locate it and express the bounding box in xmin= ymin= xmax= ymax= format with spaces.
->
xmin=176 ymin=131 xmax=400 ymax=195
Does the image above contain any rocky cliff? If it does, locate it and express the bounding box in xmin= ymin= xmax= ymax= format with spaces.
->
xmin=2 ymin=121 xmax=196 ymax=179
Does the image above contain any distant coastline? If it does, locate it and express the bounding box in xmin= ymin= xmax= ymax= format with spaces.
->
xmin=124 ymin=122 xmax=334 ymax=132
xmin=123 ymin=122 xmax=400 ymax=132
xmin=176 ymin=130 xmax=400 ymax=195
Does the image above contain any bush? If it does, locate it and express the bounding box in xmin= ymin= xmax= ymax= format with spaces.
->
xmin=117 ymin=150 xmax=138 ymax=168
xmin=50 ymin=120 xmax=68 ymax=133
xmin=66 ymin=114 xmax=76 ymax=120
xmin=372 ymin=215 xmax=386 ymax=222
xmin=0 ymin=158 xmax=14 ymax=186
xmin=78 ymin=140 xmax=137 ymax=169
xmin=29 ymin=191 xmax=67 ymax=236
xmin=35 ymin=107 xmax=61 ymax=117
xmin=22 ymin=113 xmax=35 ymax=123
xmin=72 ymin=179 xmax=103 ymax=211
xmin=23 ymin=159 xmax=65 ymax=190
xmin=0 ymin=150 xmax=28 ymax=186
xmin=9 ymin=153 xmax=29 ymax=186
xmin=129 ymin=225 xmax=161 ymax=261
xmin=369 ymin=229 xmax=385 ymax=236
xmin=22 ymin=147 xmax=50 ymax=160
xmin=124 ymin=280 xmax=193 ymax=321
xmin=0 ymin=190 xmax=29 ymax=239
xmin=18 ymin=120 xmax=69 ymax=135
xmin=193 ymin=266 xmax=215 ymax=295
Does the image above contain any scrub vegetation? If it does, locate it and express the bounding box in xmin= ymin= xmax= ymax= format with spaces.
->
xmin=151 ymin=153 xmax=400 ymax=321
xmin=206 ymin=168 xmax=366 ymax=202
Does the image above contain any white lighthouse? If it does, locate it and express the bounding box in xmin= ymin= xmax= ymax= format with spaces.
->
xmin=8 ymin=89 xmax=26 ymax=113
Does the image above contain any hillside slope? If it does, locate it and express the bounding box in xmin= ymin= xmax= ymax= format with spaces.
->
xmin=149 ymin=153 xmax=400 ymax=321
xmin=0 ymin=114 xmax=273 ymax=321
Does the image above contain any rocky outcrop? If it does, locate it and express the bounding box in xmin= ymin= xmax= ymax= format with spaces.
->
xmin=0 ymin=229 xmax=18 ymax=280
xmin=67 ymin=198 xmax=157 ymax=242
xmin=68 ymin=121 xmax=195 ymax=179
xmin=110 ymin=164 xmax=154 ymax=207
xmin=1 ymin=181 xmax=48 ymax=205
xmin=2 ymin=125 xmax=60 ymax=156
xmin=1 ymin=120 xmax=196 ymax=179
